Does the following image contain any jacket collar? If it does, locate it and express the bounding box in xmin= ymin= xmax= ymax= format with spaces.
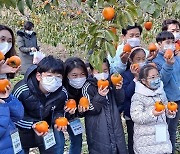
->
xmin=135 ymin=81 xmax=164 ymax=97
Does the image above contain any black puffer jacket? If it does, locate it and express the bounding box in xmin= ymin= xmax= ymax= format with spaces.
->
xmin=82 ymin=77 xmax=127 ymax=154
xmin=12 ymin=65 xmax=68 ymax=129
xmin=17 ymin=30 xmax=39 ymax=74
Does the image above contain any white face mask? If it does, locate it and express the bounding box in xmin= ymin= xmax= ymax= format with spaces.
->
xmin=94 ymin=72 xmax=109 ymax=80
xmin=126 ymin=38 xmax=141 ymax=47
xmin=25 ymin=30 xmax=33 ymax=35
xmin=163 ymin=44 xmax=176 ymax=52
xmin=0 ymin=42 xmax=12 ymax=55
xmin=173 ymin=32 xmax=180 ymax=42
xmin=41 ymin=76 xmax=62 ymax=93
xmin=68 ymin=77 xmax=86 ymax=89
xmin=138 ymin=61 xmax=146 ymax=68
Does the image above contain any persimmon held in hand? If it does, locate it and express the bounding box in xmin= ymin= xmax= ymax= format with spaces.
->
xmin=102 ymin=7 xmax=115 ymax=21
xmin=154 ymin=101 xmax=165 ymax=112
xmin=123 ymin=44 xmax=132 ymax=53
xmin=167 ymin=102 xmax=178 ymax=112
xmin=66 ymin=99 xmax=77 ymax=109
xmin=79 ymin=96 xmax=89 ymax=108
xmin=175 ymin=43 xmax=180 ymax=51
xmin=97 ymin=80 xmax=109 ymax=89
xmin=144 ymin=21 xmax=153 ymax=31
xmin=0 ymin=51 xmax=5 ymax=61
xmin=148 ymin=43 xmax=157 ymax=52
xmin=35 ymin=121 xmax=49 ymax=133
xmin=0 ymin=79 xmax=10 ymax=93
xmin=55 ymin=117 xmax=68 ymax=127
xmin=7 ymin=56 xmax=21 ymax=68
xmin=164 ymin=49 xmax=174 ymax=59
xmin=111 ymin=73 xmax=123 ymax=85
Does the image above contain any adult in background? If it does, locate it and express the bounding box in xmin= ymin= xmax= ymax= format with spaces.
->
xmin=17 ymin=21 xmax=39 ymax=74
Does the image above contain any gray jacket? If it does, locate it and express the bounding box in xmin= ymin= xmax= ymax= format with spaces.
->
xmin=131 ymin=81 xmax=173 ymax=154
xmin=17 ymin=30 xmax=39 ymax=74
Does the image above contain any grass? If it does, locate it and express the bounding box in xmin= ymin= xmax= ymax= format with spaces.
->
xmin=11 ymin=74 xmax=180 ymax=154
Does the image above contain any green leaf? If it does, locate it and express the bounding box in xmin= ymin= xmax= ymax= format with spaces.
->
xmin=126 ymin=6 xmax=138 ymax=17
xmin=25 ymin=0 xmax=32 ymax=10
xmin=146 ymin=3 xmax=156 ymax=14
xmin=105 ymin=30 xmax=117 ymax=42
xmin=44 ymin=3 xmax=51 ymax=13
xmin=52 ymin=0 xmax=59 ymax=6
xmin=140 ymin=1 xmax=151 ymax=12
xmin=152 ymin=8 xmax=160 ymax=18
xmin=126 ymin=0 xmax=136 ymax=7
xmin=156 ymin=0 xmax=166 ymax=7
xmin=124 ymin=10 xmax=134 ymax=26
xmin=88 ymin=24 xmax=98 ymax=35
xmin=17 ymin=0 xmax=25 ymax=15
xmin=105 ymin=41 xmax=116 ymax=57
xmin=89 ymin=51 xmax=103 ymax=72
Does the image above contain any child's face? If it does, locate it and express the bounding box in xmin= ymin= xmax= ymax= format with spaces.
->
xmin=167 ymin=24 xmax=180 ymax=33
xmin=158 ymin=39 xmax=175 ymax=52
xmin=142 ymin=68 xmax=160 ymax=89
xmin=68 ymin=68 xmax=86 ymax=79
xmin=92 ymin=63 xmax=109 ymax=75
xmin=131 ymin=51 xmax=146 ymax=64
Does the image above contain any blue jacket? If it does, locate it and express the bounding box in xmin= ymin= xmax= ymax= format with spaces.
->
xmin=121 ymin=69 xmax=135 ymax=118
xmin=153 ymin=52 xmax=180 ymax=101
xmin=0 ymin=94 xmax=24 ymax=154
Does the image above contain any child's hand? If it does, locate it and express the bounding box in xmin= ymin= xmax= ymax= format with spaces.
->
xmin=64 ymin=106 xmax=77 ymax=115
xmin=130 ymin=64 xmax=139 ymax=80
xmin=0 ymin=85 xmax=11 ymax=99
xmin=164 ymin=55 xmax=175 ymax=65
xmin=98 ymin=86 xmax=109 ymax=96
xmin=78 ymin=105 xmax=89 ymax=113
xmin=54 ymin=124 xmax=67 ymax=132
xmin=32 ymin=123 xmax=49 ymax=136
xmin=115 ymin=80 xmax=123 ymax=89
xmin=147 ymin=49 xmax=158 ymax=61
xmin=0 ymin=99 xmax=5 ymax=103
xmin=167 ymin=109 xmax=177 ymax=115
xmin=152 ymin=108 xmax=165 ymax=116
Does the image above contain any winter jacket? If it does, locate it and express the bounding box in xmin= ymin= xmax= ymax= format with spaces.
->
xmin=17 ymin=30 xmax=39 ymax=74
xmin=12 ymin=65 xmax=68 ymax=130
xmin=82 ymin=77 xmax=127 ymax=154
xmin=0 ymin=94 xmax=24 ymax=154
xmin=121 ymin=69 xmax=135 ymax=118
xmin=153 ymin=52 xmax=180 ymax=101
xmin=130 ymin=81 xmax=173 ymax=154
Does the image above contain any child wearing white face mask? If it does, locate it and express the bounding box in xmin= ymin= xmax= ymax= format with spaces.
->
xmin=12 ymin=56 xmax=68 ymax=154
xmin=56 ymin=57 xmax=88 ymax=154
xmin=0 ymin=25 xmax=20 ymax=78
xmin=153 ymin=31 xmax=180 ymax=154
xmin=82 ymin=58 xmax=127 ymax=154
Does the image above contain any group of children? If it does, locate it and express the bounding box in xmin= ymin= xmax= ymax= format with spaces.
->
xmin=0 ymin=18 xmax=179 ymax=154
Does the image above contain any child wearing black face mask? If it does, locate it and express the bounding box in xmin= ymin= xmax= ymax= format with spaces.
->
xmin=130 ymin=64 xmax=176 ymax=154
xmin=12 ymin=56 xmax=68 ymax=154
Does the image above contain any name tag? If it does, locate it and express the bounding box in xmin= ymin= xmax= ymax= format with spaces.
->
xmin=70 ymin=119 xmax=84 ymax=136
xmin=155 ymin=124 xmax=167 ymax=143
xmin=11 ymin=129 xmax=22 ymax=154
xmin=43 ymin=129 xmax=56 ymax=150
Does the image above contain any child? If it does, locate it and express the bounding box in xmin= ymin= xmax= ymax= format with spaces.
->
xmin=130 ymin=65 xmax=176 ymax=154
xmin=121 ymin=47 xmax=146 ymax=154
xmin=0 ymin=82 xmax=24 ymax=154
xmin=82 ymin=58 xmax=127 ymax=154
xmin=58 ymin=57 xmax=88 ymax=154
xmin=152 ymin=31 xmax=180 ymax=153
xmin=12 ymin=56 xmax=69 ymax=154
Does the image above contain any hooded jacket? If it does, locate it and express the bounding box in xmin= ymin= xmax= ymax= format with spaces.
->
xmin=17 ymin=30 xmax=39 ymax=74
xmin=82 ymin=77 xmax=127 ymax=154
xmin=0 ymin=95 xmax=24 ymax=154
xmin=12 ymin=65 xmax=68 ymax=129
xmin=131 ymin=81 xmax=173 ymax=154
